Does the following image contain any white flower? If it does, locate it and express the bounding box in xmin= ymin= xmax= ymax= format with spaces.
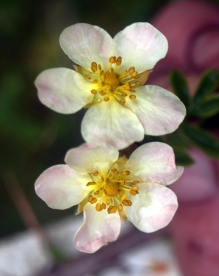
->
xmin=35 ymin=23 xmax=186 ymax=149
xmin=35 ymin=142 xmax=183 ymax=253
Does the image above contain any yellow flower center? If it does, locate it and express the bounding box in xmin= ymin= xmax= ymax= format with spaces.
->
xmin=75 ymin=56 xmax=152 ymax=107
xmin=78 ymin=157 xmax=140 ymax=220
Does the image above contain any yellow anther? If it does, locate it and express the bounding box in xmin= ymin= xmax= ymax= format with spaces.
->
xmin=129 ymin=94 xmax=136 ymax=100
xmin=100 ymin=90 xmax=106 ymax=96
xmin=96 ymin=203 xmax=102 ymax=211
xmin=111 ymin=168 xmax=119 ymax=175
xmin=88 ymin=195 xmax=93 ymax=202
xmin=93 ymin=171 xmax=99 ymax=176
xmin=129 ymin=190 xmax=138 ymax=196
xmin=94 ymin=190 xmax=100 ymax=195
xmin=86 ymin=75 xmax=91 ymax=80
xmin=135 ymin=81 xmax=142 ymax=86
xmin=133 ymin=180 xmax=139 ymax=184
xmin=132 ymin=71 xmax=138 ymax=77
xmin=86 ymin=182 xmax=96 ymax=186
xmin=121 ymin=92 xmax=127 ymax=96
xmin=109 ymin=56 xmax=116 ymax=64
xmin=98 ymin=64 xmax=102 ymax=70
xmin=101 ymin=203 xmax=106 ymax=209
xmin=108 ymin=205 xmax=117 ymax=214
xmin=128 ymin=67 xmax=135 ymax=74
xmin=116 ymin=57 xmax=122 ymax=66
xmin=121 ymin=170 xmax=130 ymax=176
xmin=124 ymin=83 xmax=131 ymax=90
xmin=100 ymin=70 xmax=104 ymax=76
xmin=120 ymin=99 xmax=126 ymax=104
xmin=91 ymin=89 xmax=97 ymax=94
xmin=123 ymin=70 xmax=128 ymax=76
xmin=118 ymin=204 xmax=123 ymax=211
xmin=120 ymin=194 xmax=126 ymax=201
xmin=106 ymin=199 xmax=110 ymax=205
xmin=122 ymin=199 xmax=132 ymax=206
xmin=91 ymin=62 xmax=97 ymax=72
xmin=93 ymin=79 xmax=98 ymax=83
xmin=132 ymin=186 xmax=139 ymax=191
xmin=91 ymin=198 xmax=97 ymax=204
xmin=104 ymin=96 xmax=110 ymax=101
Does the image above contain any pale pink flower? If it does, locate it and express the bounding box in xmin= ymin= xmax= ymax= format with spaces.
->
xmin=35 ymin=23 xmax=186 ymax=149
xmin=35 ymin=142 xmax=183 ymax=253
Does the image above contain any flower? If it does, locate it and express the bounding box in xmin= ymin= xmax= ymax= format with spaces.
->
xmin=35 ymin=23 xmax=186 ymax=149
xmin=35 ymin=142 xmax=183 ymax=253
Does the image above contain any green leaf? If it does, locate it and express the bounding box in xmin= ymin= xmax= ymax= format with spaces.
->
xmin=170 ymin=70 xmax=190 ymax=108
xmin=183 ymin=124 xmax=219 ymax=158
xmin=174 ymin=150 xmax=194 ymax=166
xmin=193 ymin=69 xmax=219 ymax=105
xmin=191 ymin=95 xmax=219 ymax=118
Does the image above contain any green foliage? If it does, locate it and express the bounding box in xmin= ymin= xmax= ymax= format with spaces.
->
xmin=170 ymin=70 xmax=190 ymax=108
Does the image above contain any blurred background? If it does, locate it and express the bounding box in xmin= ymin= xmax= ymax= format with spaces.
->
xmin=1 ymin=0 xmax=219 ymax=275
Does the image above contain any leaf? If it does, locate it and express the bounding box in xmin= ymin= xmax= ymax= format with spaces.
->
xmin=174 ymin=150 xmax=194 ymax=166
xmin=170 ymin=70 xmax=190 ymax=108
xmin=191 ymin=95 xmax=219 ymax=118
xmin=193 ymin=69 xmax=219 ymax=105
xmin=183 ymin=124 xmax=219 ymax=158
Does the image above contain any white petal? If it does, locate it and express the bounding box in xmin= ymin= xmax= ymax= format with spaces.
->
xmin=114 ymin=22 xmax=168 ymax=73
xmin=74 ymin=204 xmax=121 ymax=253
xmin=35 ymin=68 xmax=93 ymax=114
xmin=35 ymin=165 xmax=90 ymax=210
xmin=60 ymin=23 xmax=115 ymax=71
xmin=127 ymin=142 xmax=183 ymax=185
xmin=81 ymin=100 xmax=144 ymax=149
xmin=125 ymin=183 xmax=178 ymax=232
xmin=65 ymin=143 xmax=119 ymax=173
xmin=126 ymin=85 xmax=186 ymax=135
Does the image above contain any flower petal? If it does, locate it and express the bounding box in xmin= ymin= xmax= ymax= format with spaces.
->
xmin=59 ymin=23 xmax=115 ymax=71
xmin=126 ymin=85 xmax=186 ymax=135
xmin=74 ymin=204 xmax=121 ymax=253
xmin=35 ymin=165 xmax=90 ymax=210
xmin=81 ymin=100 xmax=144 ymax=149
xmin=35 ymin=68 xmax=93 ymax=114
xmin=125 ymin=183 xmax=178 ymax=233
xmin=65 ymin=143 xmax=119 ymax=173
xmin=126 ymin=142 xmax=183 ymax=185
xmin=114 ymin=23 xmax=168 ymax=73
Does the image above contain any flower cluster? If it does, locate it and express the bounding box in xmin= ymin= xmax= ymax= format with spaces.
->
xmin=35 ymin=22 xmax=185 ymax=253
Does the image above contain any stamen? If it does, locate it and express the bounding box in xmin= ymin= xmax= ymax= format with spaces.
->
xmin=96 ymin=203 xmax=102 ymax=211
xmin=133 ymin=180 xmax=139 ymax=184
xmin=86 ymin=75 xmax=91 ymax=80
xmin=86 ymin=182 xmax=96 ymax=186
xmin=101 ymin=203 xmax=106 ymax=209
xmin=108 ymin=205 xmax=117 ymax=214
xmin=122 ymin=199 xmax=132 ymax=206
xmin=91 ymin=198 xmax=97 ymax=204
xmin=98 ymin=64 xmax=102 ymax=70
xmin=116 ymin=57 xmax=122 ymax=66
xmin=121 ymin=170 xmax=130 ymax=176
xmin=88 ymin=195 xmax=93 ymax=202
xmin=93 ymin=171 xmax=99 ymax=176
xmin=135 ymin=81 xmax=142 ymax=86
xmin=120 ymin=99 xmax=126 ymax=104
xmin=100 ymin=90 xmax=106 ymax=96
xmin=106 ymin=199 xmax=110 ymax=205
xmin=129 ymin=190 xmax=139 ymax=196
xmin=128 ymin=67 xmax=135 ymax=74
xmin=131 ymin=71 xmax=138 ymax=77
xmin=120 ymin=194 xmax=126 ymax=201
xmin=129 ymin=95 xmax=136 ymax=100
xmin=91 ymin=89 xmax=97 ymax=94
xmin=91 ymin=62 xmax=97 ymax=72
xmin=104 ymin=96 xmax=110 ymax=101
xmin=109 ymin=56 xmax=116 ymax=64
xmin=94 ymin=190 xmax=100 ymax=195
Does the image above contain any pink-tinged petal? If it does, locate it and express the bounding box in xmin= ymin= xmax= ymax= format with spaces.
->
xmin=125 ymin=183 xmax=178 ymax=233
xmin=35 ymin=165 xmax=90 ymax=210
xmin=114 ymin=23 xmax=168 ymax=73
xmin=74 ymin=204 xmax=121 ymax=253
xmin=35 ymin=68 xmax=93 ymax=114
xmin=127 ymin=142 xmax=183 ymax=185
xmin=126 ymin=85 xmax=186 ymax=135
xmin=81 ymin=100 xmax=144 ymax=149
xmin=60 ymin=23 xmax=115 ymax=71
xmin=65 ymin=143 xmax=119 ymax=173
